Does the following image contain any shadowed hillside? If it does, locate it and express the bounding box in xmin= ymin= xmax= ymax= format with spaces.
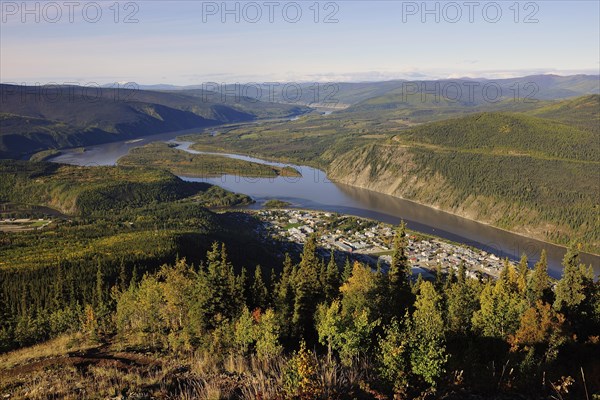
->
xmin=328 ymin=100 xmax=600 ymax=253
xmin=0 ymin=85 xmax=310 ymax=159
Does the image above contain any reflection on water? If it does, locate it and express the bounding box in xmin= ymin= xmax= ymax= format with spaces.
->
xmin=50 ymin=128 xmax=207 ymax=166
xmin=50 ymin=133 xmax=599 ymax=279
xmin=333 ymin=184 xmax=599 ymax=278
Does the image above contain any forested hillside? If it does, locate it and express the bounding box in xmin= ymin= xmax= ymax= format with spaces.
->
xmin=117 ymin=142 xmax=301 ymax=178
xmin=0 ymin=159 xmax=283 ymax=355
xmin=401 ymin=111 xmax=599 ymax=161
xmin=1 ymin=228 xmax=598 ymax=399
xmin=525 ymin=94 xmax=600 ymax=133
xmin=0 ymin=84 xmax=310 ymax=159
xmin=342 ymin=75 xmax=600 ymax=122
xmin=328 ymin=106 xmax=600 ymax=253
xmin=0 ymin=160 xmax=251 ymax=215
xmin=331 ymin=96 xmax=600 ymax=253
xmin=175 ymin=93 xmax=600 ymax=253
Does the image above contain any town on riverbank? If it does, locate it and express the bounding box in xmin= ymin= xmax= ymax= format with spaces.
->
xmin=252 ymin=208 xmax=517 ymax=281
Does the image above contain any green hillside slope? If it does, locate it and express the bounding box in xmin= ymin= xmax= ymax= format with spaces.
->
xmin=0 ymin=160 xmax=251 ymax=215
xmin=401 ymin=111 xmax=599 ymax=161
xmin=0 ymin=85 xmax=310 ymax=159
xmin=340 ymin=75 xmax=599 ymax=122
xmin=328 ymin=104 xmax=600 ymax=253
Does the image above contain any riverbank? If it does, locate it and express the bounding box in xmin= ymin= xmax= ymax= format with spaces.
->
xmin=253 ymin=208 xmax=515 ymax=280
xmin=189 ymin=142 xmax=596 ymax=259
xmin=45 ymin=127 xmax=598 ymax=277
xmin=117 ymin=142 xmax=302 ymax=178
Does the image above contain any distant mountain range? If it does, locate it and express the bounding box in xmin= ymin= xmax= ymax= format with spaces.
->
xmin=0 ymin=85 xmax=310 ymax=159
xmin=1 ymin=75 xmax=598 ymax=159
xmin=339 ymin=74 xmax=600 ymax=121
xmin=133 ymin=74 xmax=599 ymax=107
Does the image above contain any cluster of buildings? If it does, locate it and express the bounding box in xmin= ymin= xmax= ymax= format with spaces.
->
xmin=254 ymin=209 xmax=516 ymax=280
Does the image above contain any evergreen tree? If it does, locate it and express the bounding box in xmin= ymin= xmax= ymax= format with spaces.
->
xmin=444 ymin=267 xmax=456 ymax=292
xmin=457 ymin=261 xmax=467 ymax=284
xmin=517 ymin=254 xmax=529 ymax=295
xmin=130 ymin=265 xmax=139 ymax=288
xmin=527 ymin=250 xmax=550 ymax=305
xmin=53 ymin=261 xmax=65 ymax=310
xmin=324 ymin=250 xmax=340 ymax=302
xmin=292 ymin=235 xmax=323 ymax=340
xmin=499 ymin=259 xmax=520 ymax=296
xmin=95 ymin=262 xmax=105 ymax=310
xmin=388 ymin=221 xmax=411 ymax=316
xmin=412 ymin=274 xmax=423 ymax=296
xmin=237 ymin=267 xmax=248 ymax=306
xmin=342 ymin=257 xmax=353 ymax=283
xmin=318 ymin=258 xmax=327 ymax=290
xmin=434 ymin=263 xmax=444 ymax=292
xmin=275 ymin=253 xmax=296 ymax=340
xmin=191 ymin=242 xmax=242 ymax=332
xmin=554 ymin=244 xmax=595 ymax=337
xmin=251 ymin=265 xmax=268 ymax=310
xmin=554 ymin=245 xmax=586 ymax=313
xmin=118 ymin=257 xmax=128 ymax=292
xmin=268 ymin=267 xmax=277 ymax=298
xmin=67 ymin=266 xmax=77 ymax=307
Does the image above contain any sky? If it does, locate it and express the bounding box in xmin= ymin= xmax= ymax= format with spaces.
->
xmin=1 ymin=1 xmax=599 ymax=85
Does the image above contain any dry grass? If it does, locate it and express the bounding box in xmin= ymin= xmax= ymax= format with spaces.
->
xmin=0 ymin=339 xmax=367 ymax=400
xmin=0 ymin=333 xmax=95 ymax=370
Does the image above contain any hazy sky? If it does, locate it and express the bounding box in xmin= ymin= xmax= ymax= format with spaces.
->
xmin=1 ymin=1 xmax=599 ymax=85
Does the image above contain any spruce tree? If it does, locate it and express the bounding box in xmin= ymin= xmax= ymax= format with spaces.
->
xmin=275 ymin=253 xmax=296 ymax=340
xmin=237 ymin=267 xmax=249 ymax=306
xmin=251 ymin=265 xmax=268 ymax=310
xmin=268 ymin=267 xmax=277 ymax=298
xmin=517 ymin=254 xmax=529 ymax=295
xmin=554 ymin=244 xmax=593 ymax=318
xmin=95 ymin=262 xmax=105 ymax=310
xmin=444 ymin=266 xmax=456 ymax=292
xmin=118 ymin=257 xmax=128 ymax=292
xmin=388 ymin=221 xmax=411 ymax=316
xmin=192 ymin=242 xmax=242 ymax=331
xmin=130 ymin=265 xmax=139 ymax=288
xmin=527 ymin=250 xmax=549 ymax=305
xmin=457 ymin=261 xmax=467 ymax=285
xmin=434 ymin=263 xmax=444 ymax=292
xmin=342 ymin=257 xmax=353 ymax=283
xmin=447 ymin=276 xmax=480 ymax=335
xmin=324 ymin=250 xmax=340 ymax=302
xmin=412 ymin=273 xmax=423 ymax=295
xmin=292 ymin=235 xmax=323 ymax=340
xmin=53 ymin=261 xmax=65 ymax=310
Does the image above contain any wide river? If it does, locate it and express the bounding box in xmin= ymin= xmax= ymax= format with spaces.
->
xmin=50 ymin=128 xmax=599 ymax=278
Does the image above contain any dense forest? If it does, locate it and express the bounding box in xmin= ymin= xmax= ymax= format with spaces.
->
xmin=0 ymin=84 xmax=310 ymax=159
xmin=0 ymin=160 xmax=252 ymax=215
xmin=326 ymin=97 xmax=600 ymax=253
xmin=0 ymin=86 xmax=599 ymax=399
xmin=179 ymin=96 xmax=600 ymax=253
xmin=118 ymin=142 xmax=301 ymax=178
xmin=1 ymin=224 xmax=598 ymax=399
xmin=2 ymin=160 xmax=598 ymax=399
